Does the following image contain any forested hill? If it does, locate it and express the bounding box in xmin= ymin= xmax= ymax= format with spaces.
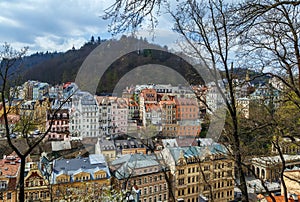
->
xmin=19 ymin=36 xmax=268 ymax=94
xmin=21 ymin=41 xmax=100 ymax=85
xmin=20 ymin=36 xmax=205 ymax=93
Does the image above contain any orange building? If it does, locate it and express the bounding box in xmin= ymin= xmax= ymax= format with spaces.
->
xmin=141 ymin=89 xmax=157 ymax=104
xmin=175 ymin=98 xmax=201 ymax=137
xmin=160 ymin=96 xmax=177 ymax=137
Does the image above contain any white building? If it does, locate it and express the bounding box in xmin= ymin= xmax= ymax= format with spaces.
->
xmin=69 ymin=91 xmax=99 ymax=139
xmin=205 ymin=81 xmax=226 ymax=114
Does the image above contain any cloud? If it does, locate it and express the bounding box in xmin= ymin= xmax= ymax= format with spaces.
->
xmin=0 ymin=0 xmax=111 ymax=53
xmin=0 ymin=0 xmax=179 ymax=54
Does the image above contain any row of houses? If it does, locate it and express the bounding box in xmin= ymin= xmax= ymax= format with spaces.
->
xmin=3 ymin=81 xmax=203 ymax=141
xmin=0 ymin=139 xmax=235 ymax=202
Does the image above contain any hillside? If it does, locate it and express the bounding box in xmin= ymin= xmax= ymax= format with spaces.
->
xmin=22 ymin=41 xmax=100 ymax=85
xmin=17 ymin=37 xmax=268 ymax=94
xmin=19 ymin=36 xmax=205 ymax=94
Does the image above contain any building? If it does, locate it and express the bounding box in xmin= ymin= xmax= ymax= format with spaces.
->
xmin=205 ymin=81 xmax=225 ymax=114
xmin=51 ymin=154 xmax=111 ymax=201
xmin=140 ymin=88 xmax=157 ymax=104
xmin=69 ymin=91 xmax=99 ymax=139
xmin=282 ymin=168 xmax=300 ymax=195
xmin=261 ymin=194 xmax=300 ymax=202
xmin=161 ymin=144 xmax=235 ymax=202
xmin=110 ymin=153 xmax=170 ymax=202
xmin=19 ymin=99 xmax=50 ymax=133
xmin=24 ymin=162 xmax=50 ymax=201
xmin=160 ymin=95 xmax=177 ymax=137
xmin=175 ymin=97 xmax=201 ymax=137
xmin=32 ymin=82 xmax=49 ymax=101
xmin=96 ymin=96 xmax=129 ymax=138
xmin=271 ymin=137 xmax=300 ymax=155
xmin=251 ymin=155 xmax=300 ymax=181
xmin=0 ymin=111 xmax=20 ymax=137
xmin=95 ymin=138 xmax=117 ymax=162
xmin=46 ymin=109 xmax=70 ymax=141
xmin=114 ymin=138 xmax=148 ymax=155
xmin=0 ymin=152 xmax=20 ymax=202
xmin=236 ymin=97 xmax=250 ymax=119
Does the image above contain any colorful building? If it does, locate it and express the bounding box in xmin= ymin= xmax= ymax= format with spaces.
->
xmin=161 ymin=144 xmax=235 ymax=202
xmin=51 ymin=154 xmax=111 ymax=201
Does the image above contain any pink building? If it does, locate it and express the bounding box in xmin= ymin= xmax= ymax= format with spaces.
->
xmin=46 ymin=109 xmax=70 ymax=141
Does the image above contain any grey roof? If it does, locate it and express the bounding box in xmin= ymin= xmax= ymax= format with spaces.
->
xmin=111 ymin=153 xmax=163 ymax=179
xmin=168 ymin=143 xmax=227 ymax=162
xmin=162 ymin=139 xmax=178 ymax=148
xmin=51 ymin=154 xmax=110 ymax=184
xmin=98 ymin=139 xmax=116 ymax=151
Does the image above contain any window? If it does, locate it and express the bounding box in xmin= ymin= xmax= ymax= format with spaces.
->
xmin=0 ymin=181 xmax=7 ymax=189
xmin=178 ymin=169 xmax=184 ymax=175
xmin=227 ymin=170 xmax=232 ymax=177
xmin=7 ymin=192 xmax=12 ymax=200
xmin=178 ymin=178 xmax=184 ymax=185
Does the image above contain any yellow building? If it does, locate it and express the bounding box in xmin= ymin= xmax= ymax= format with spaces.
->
xmin=19 ymin=99 xmax=50 ymax=133
xmin=23 ymin=162 xmax=50 ymax=202
xmin=51 ymin=154 xmax=111 ymax=201
xmin=282 ymin=169 xmax=300 ymax=195
xmin=162 ymin=143 xmax=235 ymax=202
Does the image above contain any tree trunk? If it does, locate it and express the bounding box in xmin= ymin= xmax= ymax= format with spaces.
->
xmin=233 ymin=123 xmax=249 ymax=202
xmin=19 ymin=156 xmax=26 ymax=202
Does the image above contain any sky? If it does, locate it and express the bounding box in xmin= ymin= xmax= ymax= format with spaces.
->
xmin=0 ymin=0 xmax=179 ymax=54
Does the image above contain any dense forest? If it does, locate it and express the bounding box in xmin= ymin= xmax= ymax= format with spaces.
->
xmin=18 ymin=36 xmax=268 ymax=94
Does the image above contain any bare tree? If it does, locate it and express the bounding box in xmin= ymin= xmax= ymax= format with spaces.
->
xmin=0 ymin=43 xmax=73 ymax=202
xmin=232 ymin=1 xmax=300 ymax=201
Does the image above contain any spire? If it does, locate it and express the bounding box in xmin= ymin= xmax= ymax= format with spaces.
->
xmin=245 ymin=69 xmax=250 ymax=82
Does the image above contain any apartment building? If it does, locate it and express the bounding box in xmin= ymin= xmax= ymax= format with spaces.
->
xmin=161 ymin=144 xmax=235 ymax=202
xmin=69 ymin=91 xmax=99 ymax=139
xmin=110 ymin=153 xmax=170 ymax=202
xmin=51 ymin=154 xmax=111 ymax=201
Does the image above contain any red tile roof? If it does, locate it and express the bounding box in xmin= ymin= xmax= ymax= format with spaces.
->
xmin=264 ymin=195 xmax=300 ymax=202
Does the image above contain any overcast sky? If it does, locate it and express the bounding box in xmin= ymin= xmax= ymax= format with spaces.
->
xmin=0 ymin=0 xmax=179 ymax=54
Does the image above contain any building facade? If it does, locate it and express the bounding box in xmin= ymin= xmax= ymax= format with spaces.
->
xmin=162 ymin=144 xmax=235 ymax=202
